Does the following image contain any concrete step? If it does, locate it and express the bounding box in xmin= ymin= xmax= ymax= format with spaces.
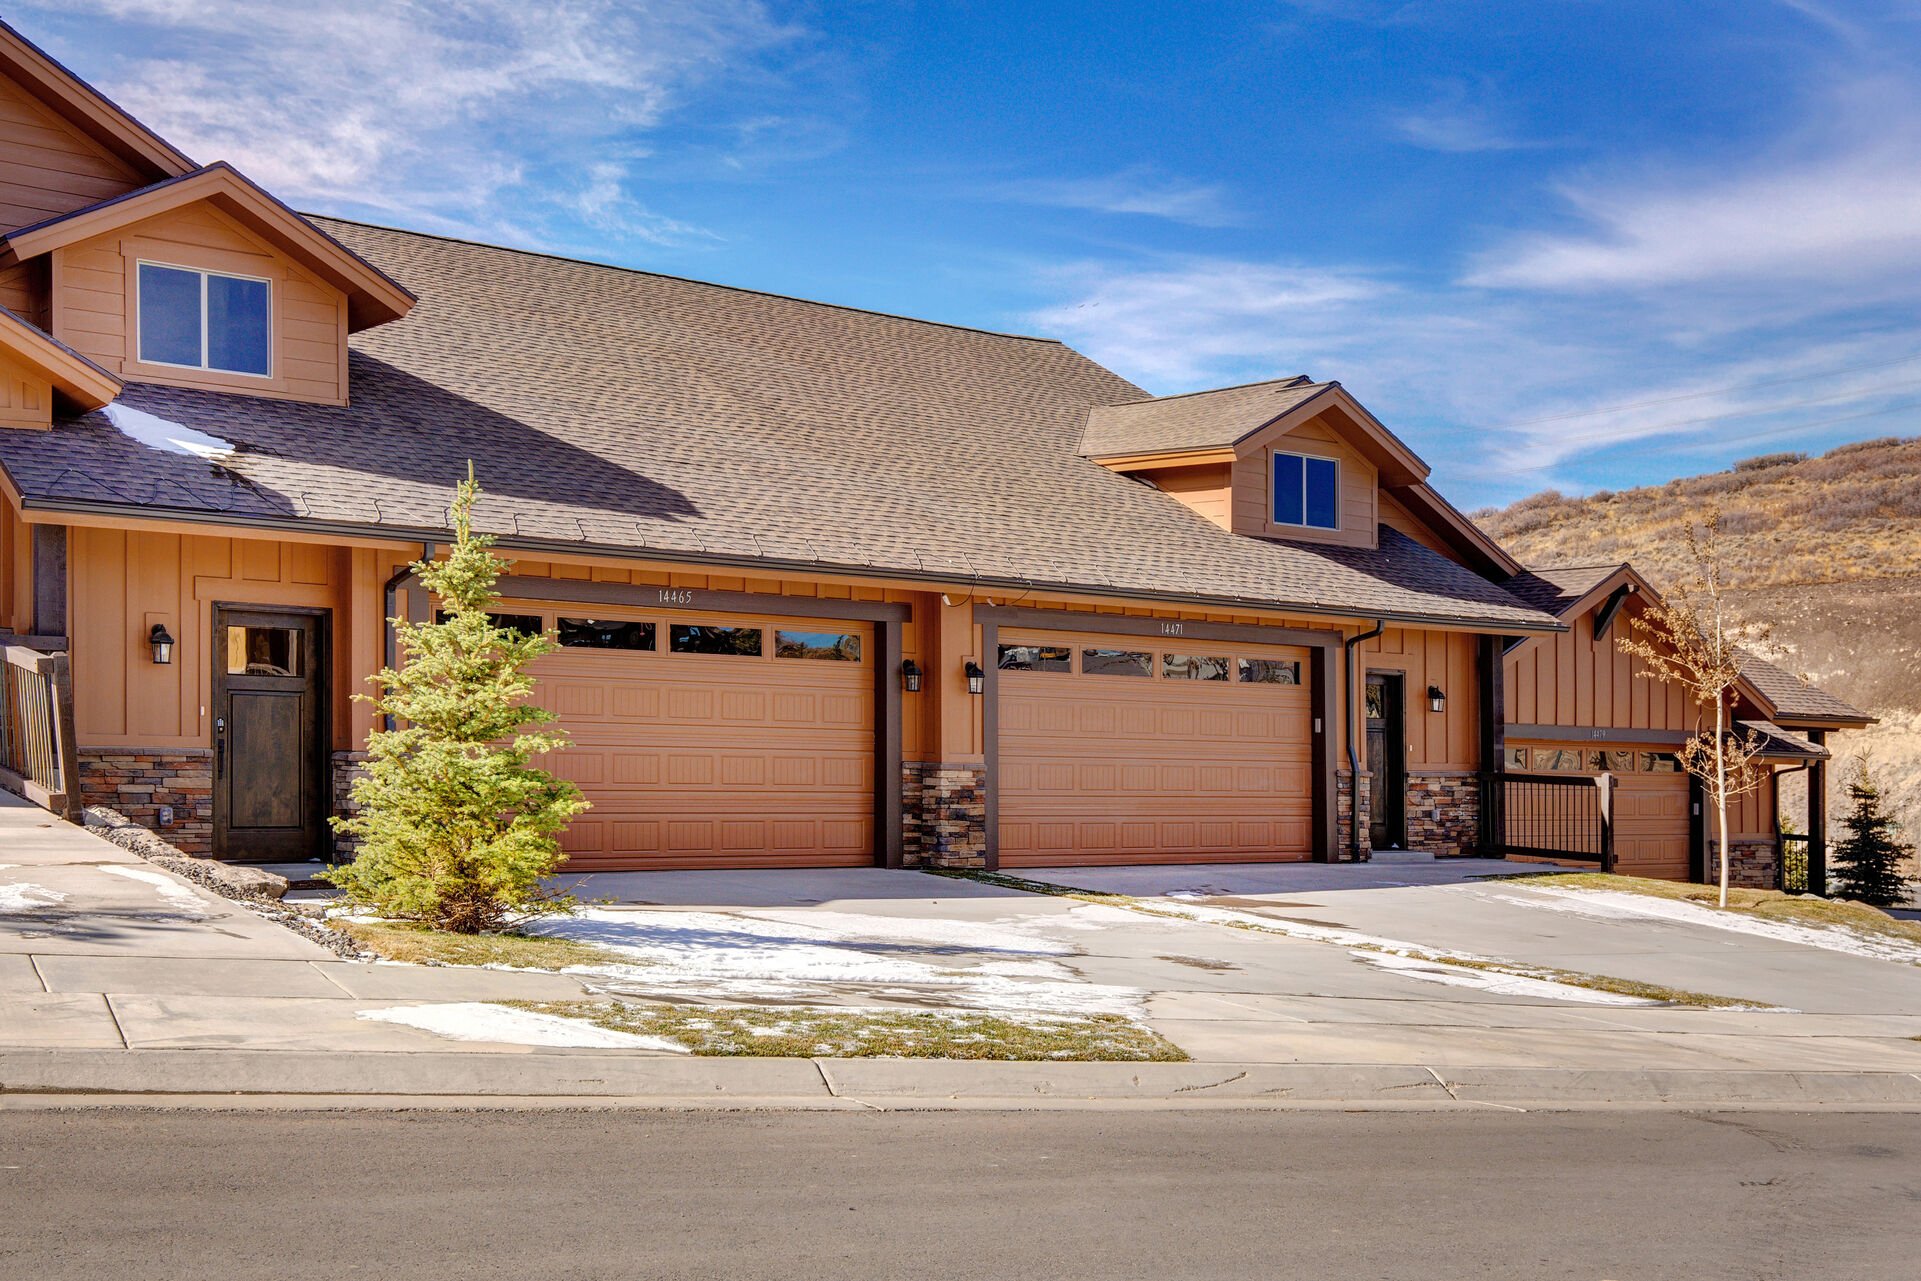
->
xmin=1365 ymin=849 xmax=1439 ymax=864
xmin=236 ymin=861 xmax=333 ymax=890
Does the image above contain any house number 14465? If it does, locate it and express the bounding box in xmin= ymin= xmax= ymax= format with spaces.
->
xmin=658 ymin=589 xmax=695 ymax=606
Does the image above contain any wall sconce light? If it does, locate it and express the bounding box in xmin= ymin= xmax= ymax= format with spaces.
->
xmin=1427 ymin=684 xmax=1445 ymax=714
xmin=964 ymin=659 xmax=985 ymax=696
xmin=901 ymin=659 xmax=922 ymax=693
xmin=149 ymin=623 xmax=176 ymax=665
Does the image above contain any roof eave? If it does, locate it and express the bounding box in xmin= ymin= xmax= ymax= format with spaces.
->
xmin=0 ymin=307 xmax=121 ymax=410
xmin=7 ymin=491 xmax=1569 ymax=635
xmin=0 ymin=19 xmax=194 ymax=179
xmin=0 ymin=164 xmax=415 ymax=330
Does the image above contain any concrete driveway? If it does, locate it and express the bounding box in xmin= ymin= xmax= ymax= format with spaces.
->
xmin=568 ymin=860 xmax=1921 ymax=1072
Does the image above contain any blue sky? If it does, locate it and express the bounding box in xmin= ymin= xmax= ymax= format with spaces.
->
xmin=20 ymin=0 xmax=1921 ymax=508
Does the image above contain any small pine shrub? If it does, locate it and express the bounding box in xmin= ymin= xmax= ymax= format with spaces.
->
xmin=1828 ymin=760 xmax=1917 ymax=907
xmin=326 ymin=467 xmax=588 ymax=933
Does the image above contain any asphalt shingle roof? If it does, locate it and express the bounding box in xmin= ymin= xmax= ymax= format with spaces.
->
xmin=0 ymin=220 xmax=1558 ymax=630
xmin=1079 ymin=376 xmax=1332 ymax=458
xmin=1501 ymin=564 xmax=1625 ymax=617
xmin=1737 ymin=652 xmax=1875 ymax=725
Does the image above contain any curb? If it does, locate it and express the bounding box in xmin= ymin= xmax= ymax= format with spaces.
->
xmin=6 ymin=1049 xmax=1921 ymax=1110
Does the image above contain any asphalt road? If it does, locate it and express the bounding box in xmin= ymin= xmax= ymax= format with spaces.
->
xmin=2 ymin=1107 xmax=1917 ymax=1280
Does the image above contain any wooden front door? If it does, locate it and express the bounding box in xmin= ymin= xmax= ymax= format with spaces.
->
xmin=1365 ymin=673 xmax=1406 ymax=851
xmin=213 ymin=606 xmax=328 ymax=860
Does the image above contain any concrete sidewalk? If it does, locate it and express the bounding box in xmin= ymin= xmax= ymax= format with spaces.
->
xmin=0 ymin=792 xmax=595 ymax=1054
xmin=8 ymin=796 xmax=1921 ymax=1109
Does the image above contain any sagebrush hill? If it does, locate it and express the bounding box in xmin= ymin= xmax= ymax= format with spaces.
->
xmin=1475 ymin=436 xmax=1921 ymax=830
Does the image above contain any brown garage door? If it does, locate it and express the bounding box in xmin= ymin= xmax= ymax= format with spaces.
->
xmin=996 ymin=629 xmax=1315 ymax=866
xmin=521 ymin=607 xmax=874 ymax=871
xmin=1611 ymin=767 xmax=1691 ymax=880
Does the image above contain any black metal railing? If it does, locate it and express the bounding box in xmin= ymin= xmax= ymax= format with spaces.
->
xmin=1777 ymin=835 xmax=1812 ymax=895
xmin=1485 ymin=771 xmax=1615 ymax=870
xmin=0 ymin=642 xmax=80 ymax=819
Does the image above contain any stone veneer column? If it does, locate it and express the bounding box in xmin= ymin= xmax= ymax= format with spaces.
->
xmin=1404 ymin=770 xmax=1482 ymax=857
xmin=331 ymin=749 xmax=370 ymax=860
xmin=1335 ymin=768 xmax=1372 ymax=861
xmin=900 ymin=761 xmax=987 ymax=868
xmin=1710 ymin=839 xmax=1780 ymax=891
xmin=78 ymin=749 xmax=214 ymax=855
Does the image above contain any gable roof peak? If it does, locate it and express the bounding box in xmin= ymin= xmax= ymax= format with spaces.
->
xmin=0 ymin=17 xmax=194 ymax=179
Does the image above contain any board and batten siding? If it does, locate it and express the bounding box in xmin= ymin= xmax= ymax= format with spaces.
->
xmin=1362 ymin=625 xmax=1479 ymax=771
xmin=1230 ymin=414 xmax=1378 ymax=548
xmin=0 ymin=69 xmax=143 ymax=236
xmin=67 ymin=527 xmax=388 ymax=752
xmin=1503 ymin=595 xmax=1693 ymax=733
xmin=50 ymin=202 xmax=349 ymax=405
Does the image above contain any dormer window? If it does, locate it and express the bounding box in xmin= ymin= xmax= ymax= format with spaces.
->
xmin=1272 ymin=451 xmax=1339 ymax=530
xmin=136 ymin=262 xmax=271 ymax=377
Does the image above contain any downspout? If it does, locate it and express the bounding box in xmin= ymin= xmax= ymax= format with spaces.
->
xmin=1343 ymin=619 xmax=1385 ymax=862
xmin=380 ymin=544 xmax=435 ymax=732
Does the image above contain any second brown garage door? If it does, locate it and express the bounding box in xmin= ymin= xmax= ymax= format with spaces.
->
xmin=996 ymin=628 xmax=1316 ymax=866
xmin=519 ymin=607 xmax=875 ymax=871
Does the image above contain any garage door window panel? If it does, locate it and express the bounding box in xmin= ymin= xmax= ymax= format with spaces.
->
xmin=775 ymin=630 xmax=863 ymax=661
xmin=1082 ymin=648 xmax=1152 ymax=677
xmin=1163 ymin=653 xmax=1230 ymax=681
xmin=999 ymin=644 xmax=1071 ymax=672
xmin=558 ymin=618 xmax=656 ymax=651
xmin=671 ymin=624 xmax=763 ymax=656
xmin=1238 ymin=658 xmax=1300 ymax=685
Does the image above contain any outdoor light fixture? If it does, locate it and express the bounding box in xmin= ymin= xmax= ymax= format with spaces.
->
xmin=901 ymin=659 xmax=923 ymax=693
xmin=964 ymin=659 xmax=985 ymax=695
xmin=1427 ymin=684 xmax=1445 ymax=713
xmin=149 ymin=623 xmax=175 ymax=665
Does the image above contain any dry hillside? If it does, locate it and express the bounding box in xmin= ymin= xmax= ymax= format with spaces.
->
xmin=1476 ymin=435 xmax=1921 ymax=831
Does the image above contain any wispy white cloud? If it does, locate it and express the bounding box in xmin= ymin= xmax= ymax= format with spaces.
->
xmin=1466 ymin=73 xmax=1921 ymax=293
xmin=18 ymin=0 xmax=808 ymax=247
xmin=1390 ymin=79 xmax=1556 ymax=154
xmin=992 ymin=167 xmax=1242 ymax=227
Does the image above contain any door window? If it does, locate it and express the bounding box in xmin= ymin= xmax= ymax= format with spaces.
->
xmin=226 ymin=625 xmax=302 ymax=676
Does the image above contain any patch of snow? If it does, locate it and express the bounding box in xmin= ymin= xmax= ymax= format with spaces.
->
xmin=0 ymin=882 xmax=65 ymax=912
xmin=1357 ymin=951 xmax=1656 ymax=1005
xmin=1491 ymin=886 xmax=1921 ymax=967
xmin=98 ymin=864 xmax=209 ymax=917
xmin=358 ymin=1002 xmax=686 ymax=1051
xmin=532 ymin=907 xmax=1147 ymax=1019
xmin=739 ymin=908 xmax=1075 ymax=955
xmin=104 ymin=402 xmax=235 ymax=461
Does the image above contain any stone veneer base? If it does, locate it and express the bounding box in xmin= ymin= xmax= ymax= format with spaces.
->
xmin=901 ymin=761 xmax=987 ymax=869
xmin=1405 ymin=771 xmax=1482 ymax=857
xmin=78 ymin=749 xmax=214 ymax=857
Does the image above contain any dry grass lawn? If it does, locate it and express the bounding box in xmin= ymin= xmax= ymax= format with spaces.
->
xmin=507 ymin=1000 xmax=1189 ymax=1061
xmin=334 ymin=919 xmax=630 ymax=970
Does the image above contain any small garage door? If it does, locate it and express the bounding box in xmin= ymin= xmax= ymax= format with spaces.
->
xmin=1511 ymin=746 xmax=1691 ymax=880
xmin=1611 ymin=768 xmax=1691 ymax=880
xmin=996 ymin=629 xmax=1316 ymax=866
xmin=523 ymin=607 xmax=874 ymax=871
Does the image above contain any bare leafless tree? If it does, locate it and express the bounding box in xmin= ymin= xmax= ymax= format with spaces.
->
xmin=1617 ymin=512 xmax=1771 ymax=907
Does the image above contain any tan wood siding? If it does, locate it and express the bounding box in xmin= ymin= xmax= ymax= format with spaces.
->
xmin=0 ymin=495 xmax=27 ymax=632
xmin=51 ymin=202 xmax=349 ymax=405
xmin=1363 ymin=626 xmax=1478 ymax=770
xmin=68 ymin=526 xmax=359 ymax=750
xmin=997 ymin=626 xmax=1315 ymax=865
xmin=1231 ymin=413 xmax=1378 ymax=548
xmin=1137 ymin=461 xmax=1232 ymax=529
xmin=0 ymin=347 xmax=51 ymax=428
xmin=0 ymin=259 xmax=47 ymax=329
xmin=0 ymin=70 xmax=143 ymax=235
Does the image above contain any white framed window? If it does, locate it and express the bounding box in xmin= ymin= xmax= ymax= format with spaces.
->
xmin=1272 ymin=451 xmax=1340 ymax=530
xmin=136 ymin=261 xmax=271 ymax=377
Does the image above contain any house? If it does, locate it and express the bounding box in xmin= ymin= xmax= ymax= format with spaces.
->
xmin=0 ymin=18 xmax=1870 ymax=883
xmin=1499 ymin=564 xmax=1871 ymax=886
